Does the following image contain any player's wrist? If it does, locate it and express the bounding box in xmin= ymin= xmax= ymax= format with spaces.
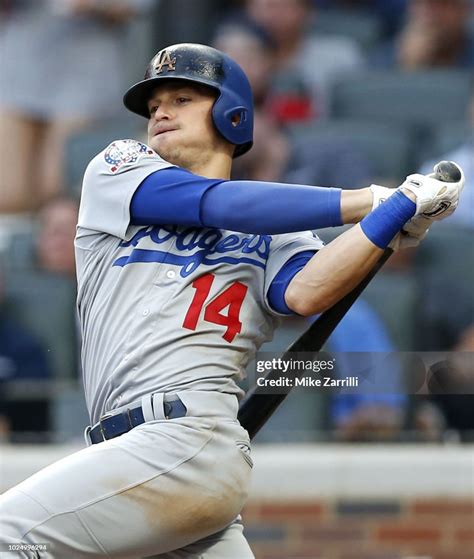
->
xmin=399 ymin=188 xmax=417 ymax=203
xmin=360 ymin=190 xmax=417 ymax=249
xmin=340 ymin=188 xmax=373 ymax=224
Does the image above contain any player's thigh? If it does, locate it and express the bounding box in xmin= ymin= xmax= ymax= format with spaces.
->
xmin=0 ymin=110 xmax=43 ymax=212
xmin=149 ymin=519 xmax=255 ymax=559
xmin=0 ymin=421 xmax=211 ymax=556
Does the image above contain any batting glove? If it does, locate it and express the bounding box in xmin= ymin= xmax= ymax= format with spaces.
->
xmin=398 ymin=163 xmax=464 ymax=220
xmin=369 ymin=184 xmax=395 ymax=210
xmin=389 ymin=220 xmax=430 ymax=251
xmin=402 ymin=215 xmax=432 ymax=238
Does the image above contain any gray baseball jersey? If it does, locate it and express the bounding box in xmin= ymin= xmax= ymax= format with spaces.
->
xmin=75 ymin=139 xmax=324 ymax=424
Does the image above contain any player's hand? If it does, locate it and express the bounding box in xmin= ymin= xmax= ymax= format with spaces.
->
xmin=398 ymin=163 xmax=464 ymax=220
xmin=369 ymin=184 xmax=395 ymax=211
xmin=389 ymin=218 xmax=430 ymax=251
xmin=401 ymin=214 xmax=432 ymax=238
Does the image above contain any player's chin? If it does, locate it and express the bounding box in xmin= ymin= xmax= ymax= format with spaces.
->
xmin=149 ymin=136 xmax=178 ymax=160
xmin=149 ymin=129 xmax=175 ymax=146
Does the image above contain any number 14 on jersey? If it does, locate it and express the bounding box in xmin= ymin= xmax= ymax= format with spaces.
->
xmin=183 ymin=273 xmax=248 ymax=343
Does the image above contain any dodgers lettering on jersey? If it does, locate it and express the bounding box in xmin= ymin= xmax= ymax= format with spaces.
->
xmin=114 ymin=225 xmax=271 ymax=277
xmin=75 ymin=140 xmax=324 ymax=424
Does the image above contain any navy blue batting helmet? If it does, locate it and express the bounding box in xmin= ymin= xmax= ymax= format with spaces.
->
xmin=123 ymin=43 xmax=254 ymax=157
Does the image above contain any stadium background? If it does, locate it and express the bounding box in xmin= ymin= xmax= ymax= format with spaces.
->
xmin=0 ymin=1 xmax=473 ymax=557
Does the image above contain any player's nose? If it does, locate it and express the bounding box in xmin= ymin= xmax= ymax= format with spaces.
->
xmin=152 ymin=102 xmax=173 ymax=122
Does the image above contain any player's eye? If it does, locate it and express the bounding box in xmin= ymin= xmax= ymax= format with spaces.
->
xmin=176 ymin=97 xmax=190 ymax=104
xmin=149 ymin=105 xmax=158 ymax=115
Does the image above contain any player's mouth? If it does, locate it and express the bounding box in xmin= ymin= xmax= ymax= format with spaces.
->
xmin=153 ymin=127 xmax=179 ymax=137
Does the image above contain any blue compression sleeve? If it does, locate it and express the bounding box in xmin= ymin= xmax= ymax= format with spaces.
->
xmin=360 ymin=190 xmax=416 ymax=248
xmin=201 ymin=177 xmax=342 ymax=232
xmin=130 ymin=167 xmax=342 ymax=233
xmin=267 ymin=250 xmax=316 ymax=314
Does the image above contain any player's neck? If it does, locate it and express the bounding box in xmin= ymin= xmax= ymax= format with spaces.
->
xmin=186 ymin=153 xmax=233 ymax=180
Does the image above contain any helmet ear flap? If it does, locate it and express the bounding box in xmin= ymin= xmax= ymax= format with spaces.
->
xmin=226 ymin=107 xmax=249 ymax=128
xmin=212 ymin=91 xmax=253 ymax=156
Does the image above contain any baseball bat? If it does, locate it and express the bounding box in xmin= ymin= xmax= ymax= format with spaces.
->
xmin=238 ymin=161 xmax=461 ymax=439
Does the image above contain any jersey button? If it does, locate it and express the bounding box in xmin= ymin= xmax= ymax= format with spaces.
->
xmin=142 ymin=309 xmax=150 ymax=316
xmin=166 ymin=270 xmax=176 ymax=279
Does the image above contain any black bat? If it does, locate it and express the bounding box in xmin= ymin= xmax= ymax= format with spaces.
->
xmin=238 ymin=160 xmax=461 ymax=439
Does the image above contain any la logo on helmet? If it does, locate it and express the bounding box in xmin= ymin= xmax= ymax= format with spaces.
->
xmin=155 ymin=51 xmax=176 ymax=74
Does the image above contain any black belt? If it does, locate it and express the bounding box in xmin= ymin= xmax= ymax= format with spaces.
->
xmin=88 ymin=397 xmax=187 ymax=445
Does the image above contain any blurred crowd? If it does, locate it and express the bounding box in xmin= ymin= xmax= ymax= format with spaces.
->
xmin=0 ymin=0 xmax=472 ymax=443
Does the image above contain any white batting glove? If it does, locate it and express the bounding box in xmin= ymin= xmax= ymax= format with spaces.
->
xmin=402 ymin=215 xmax=432 ymax=238
xmin=389 ymin=220 xmax=430 ymax=251
xmin=369 ymin=184 xmax=395 ymax=210
xmin=398 ymin=163 xmax=464 ymax=220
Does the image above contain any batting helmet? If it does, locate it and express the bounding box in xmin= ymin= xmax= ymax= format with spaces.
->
xmin=123 ymin=43 xmax=254 ymax=157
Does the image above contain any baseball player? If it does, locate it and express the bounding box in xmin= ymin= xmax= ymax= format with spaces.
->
xmin=0 ymin=43 xmax=464 ymax=558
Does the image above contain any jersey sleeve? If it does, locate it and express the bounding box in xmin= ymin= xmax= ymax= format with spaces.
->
xmin=77 ymin=139 xmax=174 ymax=240
xmin=264 ymin=231 xmax=325 ymax=316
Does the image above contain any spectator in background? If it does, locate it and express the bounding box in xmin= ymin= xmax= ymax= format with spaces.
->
xmin=372 ymin=0 xmax=474 ymax=69
xmin=36 ymin=196 xmax=79 ymax=279
xmin=0 ymin=0 xmax=153 ymax=214
xmin=419 ymin=94 xmax=474 ymax=228
xmin=214 ymin=22 xmax=373 ymax=188
xmin=0 ymin=259 xmax=51 ymax=440
xmin=243 ymin=0 xmax=365 ymax=122
xmin=0 ymin=196 xmax=80 ymax=383
xmin=35 ymin=196 xmax=80 ymax=380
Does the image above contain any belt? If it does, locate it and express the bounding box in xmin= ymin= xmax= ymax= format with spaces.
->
xmin=85 ymin=395 xmax=187 ymax=445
